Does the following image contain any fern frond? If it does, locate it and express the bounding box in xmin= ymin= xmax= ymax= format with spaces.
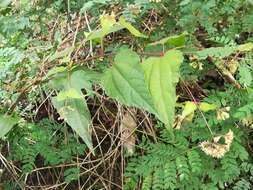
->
xmin=164 ymin=161 xmax=177 ymax=190
xmin=209 ymin=36 xmax=236 ymax=47
xmin=142 ymin=174 xmax=153 ymax=190
xmin=196 ymin=46 xmax=236 ymax=59
xmin=240 ymin=162 xmax=253 ymax=175
xmin=187 ymin=150 xmax=202 ymax=174
xmin=232 ymin=141 xmax=249 ymax=161
xmin=176 ymin=156 xmax=190 ymax=181
xmin=221 ymin=153 xmax=241 ymax=182
xmin=233 ymin=179 xmax=252 ymax=190
xmin=152 ymin=168 xmax=164 ymax=190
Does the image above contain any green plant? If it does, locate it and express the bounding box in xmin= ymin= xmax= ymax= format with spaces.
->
xmin=0 ymin=0 xmax=253 ymax=189
xmin=125 ymin=125 xmax=252 ymax=190
xmin=8 ymin=119 xmax=87 ymax=173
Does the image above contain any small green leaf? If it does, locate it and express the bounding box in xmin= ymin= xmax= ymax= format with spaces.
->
xmin=239 ymin=65 xmax=252 ymax=86
xmin=70 ymin=67 xmax=102 ymax=91
xmin=80 ymin=1 xmax=94 ymax=12
xmin=86 ymin=24 xmax=123 ymax=41
xmin=149 ymin=32 xmax=188 ymax=46
xmin=0 ymin=115 xmax=19 ymax=138
xmin=86 ymin=16 xmax=146 ymax=41
xmin=142 ymin=50 xmax=183 ymax=128
xmin=46 ymin=66 xmax=66 ymax=78
xmin=119 ymin=17 xmax=148 ymax=38
xmin=102 ymin=48 xmax=157 ymax=116
xmin=100 ymin=13 xmax=116 ymax=35
xmin=86 ymin=13 xmax=123 ymax=41
xmin=86 ymin=29 xmax=105 ymax=41
xmin=182 ymin=101 xmax=197 ymax=118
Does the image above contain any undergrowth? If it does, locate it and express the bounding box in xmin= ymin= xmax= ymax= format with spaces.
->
xmin=0 ymin=0 xmax=253 ymax=189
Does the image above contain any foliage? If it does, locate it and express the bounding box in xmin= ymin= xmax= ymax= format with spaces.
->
xmin=0 ymin=115 xmax=19 ymax=138
xmin=8 ymin=119 xmax=86 ymax=175
xmin=125 ymin=126 xmax=252 ymax=190
xmin=0 ymin=0 xmax=253 ymax=189
xmin=50 ymin=67 xmax=96 ymax=152
xmin=102 ymin=48 xmax=157 ymax=116
xmin=141 ymin=50 xmax=183 ymax=128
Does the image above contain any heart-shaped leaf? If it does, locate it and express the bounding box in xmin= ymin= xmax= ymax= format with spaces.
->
xmin=142 ymin=50 xmax=183 ymax=128
xmin=102 ymin=48 xmax=157 ymax=116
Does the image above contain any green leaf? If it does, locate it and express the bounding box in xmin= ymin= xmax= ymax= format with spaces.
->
xmin=49 ymin=66 xmax=99 ymax=91
xmin=80 ymin=1 xmax=94 ymax=12
xmin=86 ymin=16 xmax=146 ymax=41
xmin=46 ymin=66 xmax=66 ymax=78
xmin=199 ymin=102 xmax=217 ymax=112
xmin=70 ymin=67 xmax=102 ymax=91
xmin=182 ymin=101 xmax=197 ymax=118
xmin=80 ymin=0 xmax=110 ymax=13
xmin=142 ymin=50 xmax=183 ymax=128
xmin=180 ymin=0 xmax=191 ymax=6
xmin=50 ymin=67 xmax=97 ymax=153
xmin=0 ymin=115 xmax=19 ymax=138
xmin=86 ymin=24 xmax=123 ymax=41
xmin=56 ymin=88 xmax=83 ymax=101
xmin=239 ymin=65 xmax=252 ymax=87
xmin=100 ymin=13 xmax=116 ymax=35
xmin=52 ymin=96 xmax=93 ymax=153
xmin=119 ymin=17 xmax=148 ymax=38
xmin=149 ymin=32 xmax=188 ymax=46
xmin=102 ymin=48 xmax=157 ymax=116
xmin=86 ymin=13 xmax=123 ymax=41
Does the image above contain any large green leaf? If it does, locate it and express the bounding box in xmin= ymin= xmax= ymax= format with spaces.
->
xmin=49 ymin=66 xmax=100 ymax=91
xmin=142 ymin=50 xmax=183 ymax=128
xmin=0 ymin=115 xmax=19 ymax=138
xmin=102 ymin=48 xmax=158 ymax=116
xmin=49 ymin=67 xmax=97 ymax=153
xmin=52 ymin=95 xmax=93 ymax=152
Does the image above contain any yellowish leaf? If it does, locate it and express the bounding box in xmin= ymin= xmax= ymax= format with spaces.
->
xmin=100 ymin=13 xmax=116 ymax=35
xmin=237 ymin=42 xmax=253 ymax=52
xmin=199 ymin=102 xmax=217 ymax=112
xmin=119 ymin=17 xmax=147 ymax=38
